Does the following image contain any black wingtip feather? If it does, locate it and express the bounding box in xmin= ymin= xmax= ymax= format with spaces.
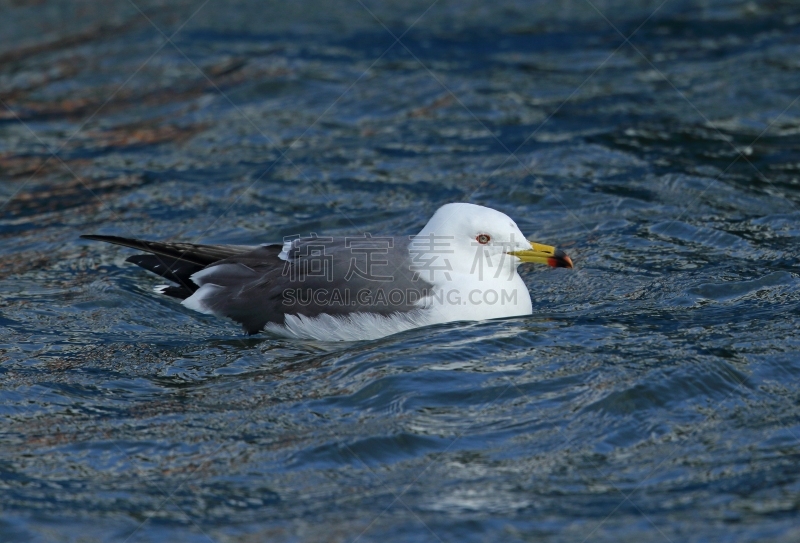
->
xmin=81 ymin=234 xmax=255 ymax=266
xmin=158 ymin=285 xmax=195 ymax=300
xmin=125 ymin=254 xmax=204 ymax=291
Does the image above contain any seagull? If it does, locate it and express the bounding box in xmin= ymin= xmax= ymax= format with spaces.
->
xmin=82 ymin=203 xmax=573 ymax=341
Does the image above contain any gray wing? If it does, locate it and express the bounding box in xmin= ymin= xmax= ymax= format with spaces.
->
xmin=190 ymin=237 xmax=433 ymax=334
xmin=84 ymin=234 xmax=433 ymax=335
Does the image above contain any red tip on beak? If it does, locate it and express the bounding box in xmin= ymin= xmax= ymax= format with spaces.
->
xmin=547 ymin=250 xmax=573 ymax=269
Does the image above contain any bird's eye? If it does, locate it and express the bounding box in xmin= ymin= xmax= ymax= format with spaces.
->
xmin=476 ymin=234 xmax=490 ymax=244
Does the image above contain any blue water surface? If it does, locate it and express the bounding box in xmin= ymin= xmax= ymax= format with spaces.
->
xmin=1 ymin=1 xmax=799 ymax=541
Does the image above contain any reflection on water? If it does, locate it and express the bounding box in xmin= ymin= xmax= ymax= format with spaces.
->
xmin=2 ymin=1 xmax=800 ymax=541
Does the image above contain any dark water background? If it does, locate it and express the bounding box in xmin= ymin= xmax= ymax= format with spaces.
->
xmin=2 ymin=0 xmax=800 ymax=541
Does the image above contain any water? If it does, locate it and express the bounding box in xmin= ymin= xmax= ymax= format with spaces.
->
xmin=2 ymin=0 xmax=800 ymax=541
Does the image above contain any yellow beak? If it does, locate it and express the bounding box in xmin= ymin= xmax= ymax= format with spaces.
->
xmin=507 ymin=241 xmax=573 ymax=268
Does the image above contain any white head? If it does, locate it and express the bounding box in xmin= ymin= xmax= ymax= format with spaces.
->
xmin=413 ymin=203 xmax=572 ymax=279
